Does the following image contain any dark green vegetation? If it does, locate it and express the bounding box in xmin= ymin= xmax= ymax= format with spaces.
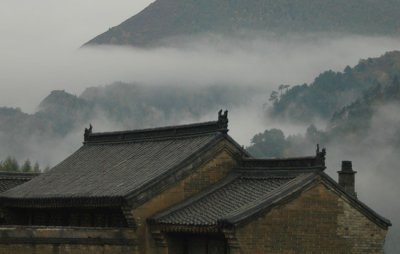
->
xmin=247 ymin=125 xmax=325 ymax=158
xmin=249 ymin=51 xmax=400 ymax=158
xmin=269 ymin=51 xmax=400 ymax=123
xmin=329 ymin=76 xmax=400 ymax=139
xmin=84 ymin=0 xmax=400 ymax=47
xmin=0 ymin=157 xmax=43 ymax=173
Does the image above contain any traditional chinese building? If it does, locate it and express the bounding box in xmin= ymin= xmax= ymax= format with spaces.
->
xmin=0 ymin=172 xmax=38 ymax=194
xmin=0 ymin=111 xmax=391 ymax=253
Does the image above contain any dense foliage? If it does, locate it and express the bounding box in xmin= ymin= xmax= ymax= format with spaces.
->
xmin=250 ymin=75 xmax=400 ymax=158
xmin=0 ymin=157 xmax=43 ymax=173
xmin=270 ymin=51 xmax=400 ymax=122
xmin=246 ymin=125 xmax=326 ymax=158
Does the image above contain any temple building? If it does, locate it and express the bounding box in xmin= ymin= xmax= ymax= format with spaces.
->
xmin=0 ymin=111 xmax=391 ymax=253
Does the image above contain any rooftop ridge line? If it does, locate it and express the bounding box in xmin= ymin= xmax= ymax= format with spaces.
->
xmin=241 ymin=145 xmax=326 ymax=169
xmin=83 ymin=110 xmax=229 ymax=143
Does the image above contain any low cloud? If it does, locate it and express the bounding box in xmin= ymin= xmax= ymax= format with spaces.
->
xmin=1 ymin=30 xmax=400 ymax=112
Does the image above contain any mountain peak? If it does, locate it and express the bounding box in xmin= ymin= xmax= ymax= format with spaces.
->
xmin=83 ymin=0 xmax=400 ymax=47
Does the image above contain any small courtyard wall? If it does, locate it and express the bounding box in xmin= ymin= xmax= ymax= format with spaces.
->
xmin=0 ymin=226 xmax=136 ymax=254
xmin=235 ymin=181 xmax=388 ymax=254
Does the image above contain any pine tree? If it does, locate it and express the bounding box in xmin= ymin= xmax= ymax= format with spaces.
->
xmin=1 ymin=156 xmax=19 ymax=172
xmin=33 ymin=162 xmax=40 ymax=173
xmin=21 ymin=159 xmax=32 ymax=172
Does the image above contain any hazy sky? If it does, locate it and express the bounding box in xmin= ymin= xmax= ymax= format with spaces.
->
xmin=0 ymin=1 xmax=154 ymax=49
xmin=0 ymin=0 xmax=153 ymax=110
xmin=1 ymin=0 xmax=400 ymax=113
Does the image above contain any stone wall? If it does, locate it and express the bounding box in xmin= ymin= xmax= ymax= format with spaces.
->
xmin=235 ymin=181 xmax=388 ymax=254
xmin=0 ymin=226 xmax=137 ymax=254
xmin=133 ymin=148 xmax=238 ymax=253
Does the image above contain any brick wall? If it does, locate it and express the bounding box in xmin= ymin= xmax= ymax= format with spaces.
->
xmin=235 ymin=181 xmax=388 ymax=254
xmin=0 ymin=226 xmax=137 ymax=254
xmin=132 ymin=148 xmax=238 ymax=253
xmin=0 ymin=244 xmax=136 ymax=254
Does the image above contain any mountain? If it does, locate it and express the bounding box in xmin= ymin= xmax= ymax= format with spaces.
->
xmin=0 ymin=83 xmax=266 ymax=165
xmin=84 ymin=0 xmax=400 ymax=47
xmin=250 ymin=76 xmax=400 ymax=158
xmin=328 ymin=76 xmax=400 ymax=140
xmin=269 ymin=51 xmax=400 ymax=122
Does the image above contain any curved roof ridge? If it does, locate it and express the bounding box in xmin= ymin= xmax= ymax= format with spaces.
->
xmin=241 ymin=146 xmax=326 ymax=170
xmin=84 ymin=110 xmax=229 ymax=143
xmin=0 ymin=172 xmax=40 ymax=180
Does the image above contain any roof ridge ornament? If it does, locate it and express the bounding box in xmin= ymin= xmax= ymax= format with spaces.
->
xmin=218 ymin=109 xmax=229 ymax=131
xmin=84 ymin=124 xmax=93 ymax=141
xmin=316 ymin=144 xmax=326 ymax=167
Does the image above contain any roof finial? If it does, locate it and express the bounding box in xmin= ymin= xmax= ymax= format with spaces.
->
xmin=84 ymin=124 xmax=93 ymax=141
xmin=316 ymin=144 xmax=326 ymax=168
xmin=218 ymin=109 xmax=229 ymax=131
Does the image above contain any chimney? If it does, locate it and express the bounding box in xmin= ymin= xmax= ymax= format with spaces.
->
xmin=338 ymin=161 xmax=357 ymax=198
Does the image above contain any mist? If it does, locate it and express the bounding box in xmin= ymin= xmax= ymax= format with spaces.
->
xmin=1 ymin=2 xmax=400 ymax=111
xmin=2 ymin=34 xmax=400 ymax=113
xmin=1 ymin=1 xmax=400 ymax=252
xmin=321 ymin=103 xmax=400 ymax=253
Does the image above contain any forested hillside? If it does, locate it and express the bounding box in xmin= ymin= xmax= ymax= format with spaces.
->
xmin=269 ymin=51 xmax=400 ymax=122
xmin=249 ymin=76 xmax=400 ymax=157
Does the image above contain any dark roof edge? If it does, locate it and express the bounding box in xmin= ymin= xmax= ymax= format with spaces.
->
xmin=241 ymin=145 xmax=326 ymax=169
xmin=219 ymin=172 xmax=391 ymax=230
xmin=0 ymin=196 xmax=123 ymax=208
xmin=150 ymin=224 xmax=218 ymax=234
xmin=319 ymin=172 xmax=392 ymax=229
xmin=217 ymin=173 xmax=318 ymax=227
xmin=224 ymin=134 xmax=252 ymax=158
xmin=83 ymin=110 xmax=229 ymax=144
xmin=234 ymin=167 xmax=324 ymax=175
xmin=0 ymin=172 xmax=40 ymax=180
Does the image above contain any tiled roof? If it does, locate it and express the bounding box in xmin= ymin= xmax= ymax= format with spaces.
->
xmin=0 ymin=172 xmax=38 ymax=193
xmin=151 ymin=173 xmax=298 ymax=226
xmin=150 ymin=155 xmax=391 ymax=230
xmin=149 ymin=151 xmax=328 ymax=229
xmin=0 ymin=112 xmax=243 ymax=207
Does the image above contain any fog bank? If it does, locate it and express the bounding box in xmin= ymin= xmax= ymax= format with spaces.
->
xmin=1 ymin=32 xmax=400 ymax=112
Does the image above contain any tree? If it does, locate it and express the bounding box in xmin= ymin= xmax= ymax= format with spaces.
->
xmin=278 ymin=84 xmax=290 ymax=97
xmin=344 ymin=65 xmax=352 ymax=75
xmin=269 ymin=91 xmax=279 ymax=102
xmin=33 ymin=162 xmax=40 ymax=173
xmin=247 ymin=129 xmax=287 ymax=157
xmin=21 ymin=159 xmax=32 ymax=172
xmin=305 ymin=124 xmax=327 ymax=144
xmin=1 ymin=156 xmax=19 ymax=172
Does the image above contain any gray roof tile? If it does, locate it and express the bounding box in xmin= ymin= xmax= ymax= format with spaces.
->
xmin=151 ymin=173 xmax=297 ymax=226
xmin=0 ymin=134 xmax=219 ymax=200
xmin=0 ymin=173 xmax=38 ymax=193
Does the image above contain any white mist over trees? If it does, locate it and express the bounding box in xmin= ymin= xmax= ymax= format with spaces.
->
xmin=1 ymin=1 xmax=400 ymax=252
